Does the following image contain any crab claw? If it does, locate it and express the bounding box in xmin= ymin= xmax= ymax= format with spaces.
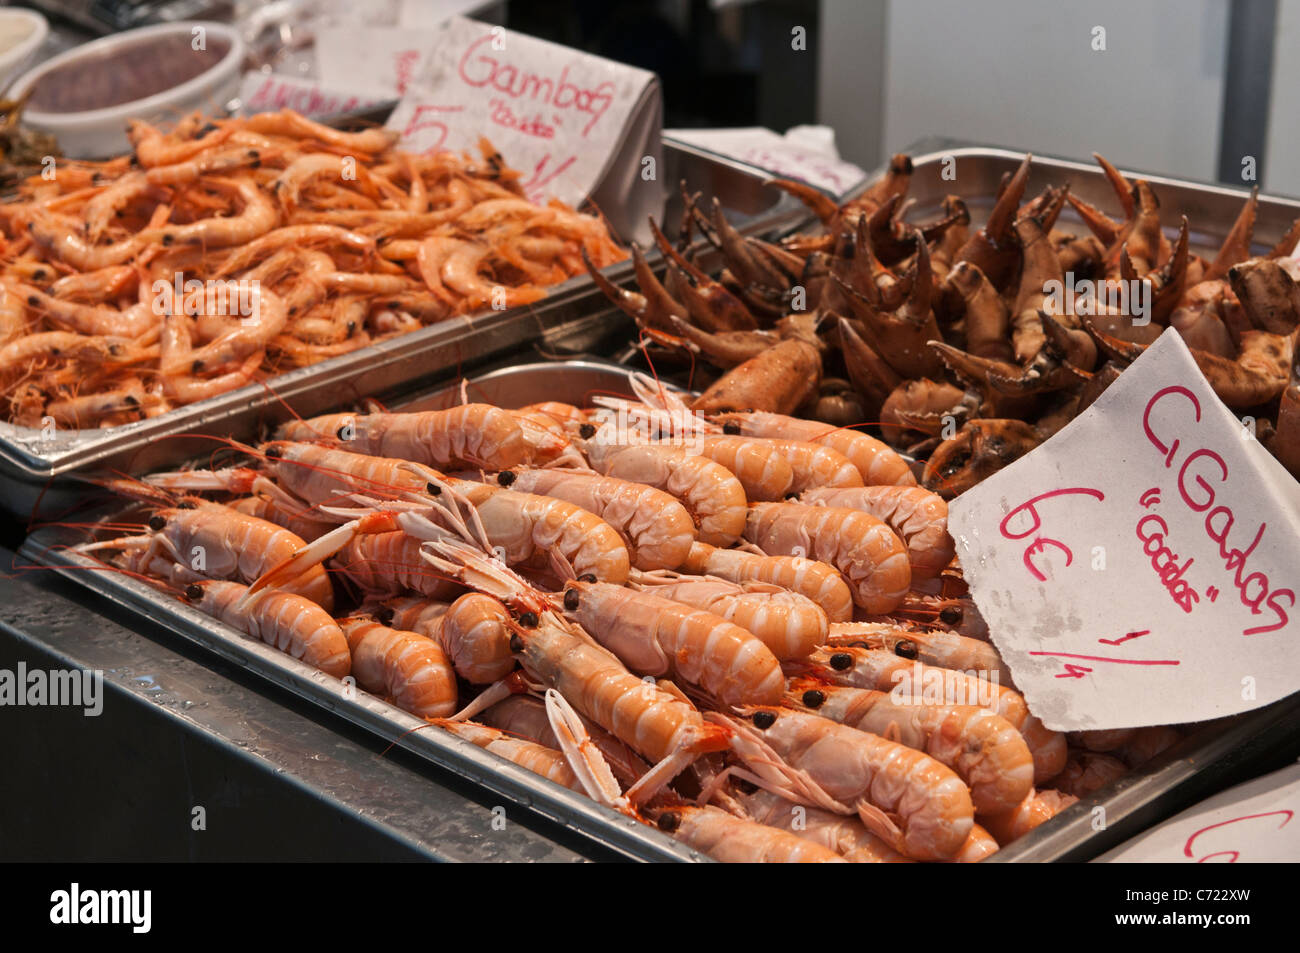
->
xmin=1205 ymin=187 xmax=1259 ymax=281
xmin=922 ymin=419 xmax=1042 ymax=499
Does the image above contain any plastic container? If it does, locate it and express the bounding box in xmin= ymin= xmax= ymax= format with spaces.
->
xmin=6 ymin=21 xmax=244 ymax=158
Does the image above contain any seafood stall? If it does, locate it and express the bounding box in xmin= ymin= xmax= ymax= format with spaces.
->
xmin=2 ymin=0 xmax=1299 ymax=877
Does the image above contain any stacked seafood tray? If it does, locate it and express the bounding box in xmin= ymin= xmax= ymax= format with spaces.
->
xmin=16 ymin=136 xmax=1300 ymax=862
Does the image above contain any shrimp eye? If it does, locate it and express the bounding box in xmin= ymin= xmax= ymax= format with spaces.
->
xmin=426 ymin=483 xmax=442 ymax=496
xmin=162 ymin=234 xmax=174 ymax=246
xmin=518 ymin=611 xmax=539 ymax=628
xmin=32 ymin=269 xmax=46 ymax=280
xmin=829 ymin=652 xmax=853 ymax=671
xmin=26 ymin=295 xmax=38 ymax=306
xmin=723 ymin=421 xmax=741 ymax=435
xmin=656 ymin=812 xmax=681 ymax=832
xmin=577 ymin=573 xmax=597 ymax=584
xmin=497 ymin=470 xmax=517 ymax=487
xmin=563 ymin=589 xmax=580 ymax=611
xmin=375 ymin=606 xmax=394 ymax=626
xmin=894 ymin=640 xmax=919 ymax=660
xmin=148 ymin=515 xmax=166 ymax=531
xmin=176 ymin=500 xmax=195 ymax=510
xmin=265 ymin=445 xmax=283 ymax=459
xmin=509 ymin=634 xmax=524 ymax=653
xmin=801 ymin=689 xmax=825 ymax=708
xmin=939 ymin=606 xmax=962 ymax=625
xmin=124 ymin=394 xmax=139 ymax=407
xmin=184 ymin=584 xmax=203 ymax=602
xmin=335 ymin=426 xmax=350 ymax=440
xmin=752 ymin=710 xmax=777 ymax=730
xmin=578 ymin=423 xmax=596 ymax=439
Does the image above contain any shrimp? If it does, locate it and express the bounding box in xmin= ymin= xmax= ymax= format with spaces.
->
xmin=228 ymin=495 xmax=335 ymax=542
xmin=802 ymin=646 xmax=1066 ymax=782
xmin=334 ymin=531 xmax=463 ymax=601
xmin=183 ymin=580 xmax=350 ymax=677
xmin=385 ymin=592 xmax=514 ymax=684
xmin=745 ymin=502 xmax=911 ymax=613
xmin=788 ymin=678 xmax=1032 ymax=813
xmin=630 ymin=572 xmax=826 ymax=660
xmin=128 ymin=118 xmax=234 ymax=167
xmin=560 ymin=580 xmax=784 ymax=706
xmin=25 ymin=210 xmax=147 ymax=270
xmin=338 ymin=616 xmax=457 ymax=718
xmin=949 ymin=824 xmax=1000 ymax=863
xmin=240 ymin=110 xmax=400 ymax=154
xmin=680 ymin=541 xmax=854 ymax=623
xmin=497 ymin=468 xmax=695 ymax=570
xmin=731 ymin=787 xmax=913 ymax=862
xmin=689 ymin=434 xmax=796 ymax=500
xmin=141 ymin=177 xmax=277 ymax=248
xmin=583 ymin=440 xmax=748 ymax=547
xmin=1047 ymin=750 xmax=1128 ymax=798
xmin=212 ymin=224 xmax=375 ymax=277
xmin=798 ymin=485 xmax=954 ymax=579
xmin=651 ymin=805 xmax=847 ymax=863
xmin=713 ymin=706 xmax=974 ymax=861
xmin=435 ymin=719 xmax=585 ymax=793
xmin=717 ymin=407 xmax=913 ymax=484
xmin=478 ymin=694 xmax=650 ymax=791
xmin=825 ymin=622 xmax=1013 ymax=688
xmin=272 ymin=153 xmax=383 ymax=211
xmin=979 ymin=788 xmax=1078 ymax=845
xmin=276 ymin=404 xmax=532 ymax=471
xmin=77 ymin=499 xmax=333 ymax=610
xmin=420 ymin=538 xmax=730 ymax=800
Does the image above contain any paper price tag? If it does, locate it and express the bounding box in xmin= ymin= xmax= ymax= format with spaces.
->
xmin=385 ymin=17 xmax=663 ymax=241
xmin=665 ymin=126 xmax=867 ymax=200
xmin=1101 ymin=762 xmax=1300 ymax=862
xmin=949 ymin=331 xmax=1300 ymax=731
xmin=238 ymin=73 xmax=389 ymax=121
xmin=315 ymin=27 xmax=439 ymax=98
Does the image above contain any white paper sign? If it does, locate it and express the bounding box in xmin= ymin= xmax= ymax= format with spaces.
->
xmin=665 ymin=126 xmax=867 ymax=200
xmin=949 ymin=331 xmax=1300 ymax=731
xmin=385 ymin=17 xmax=662 ymax=240
xmin=1101 ymin=762 xmax=1300 ymax=862
xmin=238 ymin=73 xmax=389 ymax=120
xmin=315 ymin=27 xmax=439 ymax=99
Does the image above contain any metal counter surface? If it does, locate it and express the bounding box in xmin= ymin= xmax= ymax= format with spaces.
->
xmin=0 ymin=548 xmax=611 ymax=862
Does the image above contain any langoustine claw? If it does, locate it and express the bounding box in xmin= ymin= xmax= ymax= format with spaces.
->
xmin=922 ymin=419 xmax=1043 ymax=499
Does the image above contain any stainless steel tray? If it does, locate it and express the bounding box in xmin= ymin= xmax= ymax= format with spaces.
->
xmin=18 ymin=360 xmax=712 ymax=863
xmin=0 ymin=139 xmax=811 ymax=518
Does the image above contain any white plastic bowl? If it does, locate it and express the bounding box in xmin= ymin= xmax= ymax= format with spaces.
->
xmin=7 ymin=21 xmax=245 ymax=159
xmin=0 ymin=7 xmax=48 ymax=94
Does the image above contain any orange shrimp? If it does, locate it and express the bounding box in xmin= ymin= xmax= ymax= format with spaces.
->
xmin=630 ymin=572 xmax=827 ymax=660
xmin=788 ymin=678 xmax=1032 ymax=814
xmin=680 ymin=541 xmax=854 ymax=623
xmin=826 ymin=621 xmax=1013 ymax=688
xmin=338 ymin=616 xmax=457 ymax=718
xmin=276 ymin=404 xmax=531 ymax=471
xmin=745 ymin=502 xmax=911 ymax=613
xmin=435 ymin=719 xmax=585 ymax=792
xmin=385 ymin=592 xmax=515 ymax=684
xmin=798 ymin=485 xmax=954 ymax=579
xmin=979 ymin=788 xmax=1078 ymax=845
xmin=651 ymin=805 xmax=848 ymax=863
xmin=499 ymin=468 xmax=696 ymax=570
xmin=690 ymin=434 xmax=796 ymax=500
xmin=714 ymin=706 xmax=975 ymax=861
xmin=184 ymin=580 xmax=350 ymax=677
xmin=711 ymin=410 xmax=916 ymax=486
xmin=731 ymin=787 xmax=913 ymax=862
xmin=560 ymin=580 xmax=784 ymax=706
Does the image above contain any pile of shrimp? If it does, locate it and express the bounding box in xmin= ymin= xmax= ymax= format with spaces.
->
xmin=587 ymin=154 xmax=1300 ymax=496
xmin=0 ymin=109 xmax=625 ymax=429
xmin=65 ymin=375 xmax=1191 ymax=863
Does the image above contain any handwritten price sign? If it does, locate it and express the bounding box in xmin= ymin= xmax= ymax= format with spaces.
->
xmin=386 ymin=16 xmax=662 ymax=237
xmin=666 ymin=127 xmax=867 ymax=199
xmin=1101 ymin=762 xmax=1300 ymax=862
xmin=950 ymin=331 xmax=1300 ymax=731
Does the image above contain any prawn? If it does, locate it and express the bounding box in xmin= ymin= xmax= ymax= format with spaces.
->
xmin=680 ymin=541 xmax=854 ymax=623
xmin=338 ymin=616 xmax=457 ymax=718
xmin=798 ymin=485 xmax=954 ymax=579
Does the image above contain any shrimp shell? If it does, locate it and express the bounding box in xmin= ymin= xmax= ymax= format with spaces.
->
xmin=334 ymin=531 xmax=462 ymax=600
xmin=436 ymin=719 xmax=583 ymax=792
xmin=979 ymin=788 xmax=1078 ymax=845
xmin=594 ymin=444 xmax=748 ymax=547
xmin=712 ymin=410 xmax=916 ymax=486
xmin=655 ymin=805 xmax=847 ymax=863
xmin=733 ymin=788 xmax=913 ymax=862
xmin=563 ymin=581 xmax=784 ymax=706
xmin=788 ymin=678 xmax=1032 ymax=814
xmin=188 ymin=580 xmax=350 ymax=677
xmin=680 ymin=541 xmax=854 ymax=623
xmin=798 ymin=485 xmax=954 ymax=579
xmin=720 ymin=706 xmax=974 ymax=861
xmin=502 ymin=468 xmax=695 ymax=570
xmin=632 ymin=574 xmax=826 ymax=660
xmin=745 ymin=502 xmax=911 ymax=613
xmin=826 ymin=621 xmax=1013 ymax=688
xmin=386 ymin=592 xmax=514 ymax=684
xmin=276 ymin=404 xmax=531 ymax=471
xmin=339 ymin=617 xmax=457 ymax=718
xmin=691 ymin=434 xmax=795 ymax=500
